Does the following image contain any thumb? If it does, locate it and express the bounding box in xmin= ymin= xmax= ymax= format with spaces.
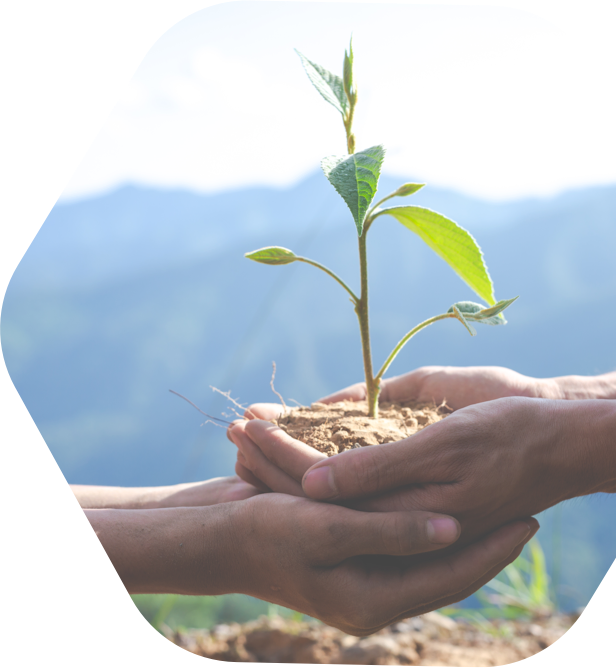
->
xmin=302 ymin=423 xmax=451 ymax=501
xmin=318 ymin=382 xmax=367 ymax=404
xmin=322 ymin=508 xmax=461 ymax=562
xmin=244 ymin=403 xmax=284 ymax=421
xmin=318 ymin=371 xmax=419 ymax=405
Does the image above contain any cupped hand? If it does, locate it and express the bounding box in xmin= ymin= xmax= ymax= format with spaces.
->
xmin=230 ymin=492 xmax=538 ymax=635
xmin=229 ymin=417 xmax=325 ymax=496
xmin=321 ymin=365 xmax=558 ymax=410
xmin=229 ymin=397 xmax=609 ymax=547
xmin=230 ymin=417 xmax=463 ymax=549
xmin=227 ymin=364 xmax=554 ymax=493
xmin=300 ymin=397 xmax=606 ymax=544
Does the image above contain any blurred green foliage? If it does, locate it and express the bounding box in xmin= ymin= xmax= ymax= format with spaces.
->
xmin=441 ymin=538 xmax=556 ymax=629
xmin=132 ymin=593 xmax=308 ymax=632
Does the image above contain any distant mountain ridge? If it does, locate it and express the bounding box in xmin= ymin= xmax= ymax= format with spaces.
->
xmin=13 ymin=172 xmax=616 ymax=292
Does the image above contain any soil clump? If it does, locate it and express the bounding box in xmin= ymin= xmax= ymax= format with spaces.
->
xmin=165 ymin=610 xmax=576 ymax=665
xmin=274 ymin=400 xmax=452 ymax=456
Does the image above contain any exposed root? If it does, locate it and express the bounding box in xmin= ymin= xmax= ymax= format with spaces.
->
xmin=210 ymin=386 xmax=255 ymax=420
xmin=169 ymin=389 xmax=233 ymax=426
xmin=270 ymin=362 xmax=288 ymax=414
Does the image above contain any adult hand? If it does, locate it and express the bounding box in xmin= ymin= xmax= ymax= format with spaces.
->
xmin=300 ymin=397 xmax=616 ymax=543
xmin=320 ymin=365 xmax=557 ymax=410
xmin=229 ymin=496 xmax=538 ymax=635
xmin=227 ymin=365 xmax=545 ymax=494
xmin=229 ymin=397 xmax=616 ymax=545
xmin=90 ymin=492 xmax=538 ymax=635
xmin=320 ymin=365 xmax=616 ymax=408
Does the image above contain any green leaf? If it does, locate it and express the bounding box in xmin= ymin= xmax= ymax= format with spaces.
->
xmin=392 ymin=183 xmax=425 ymax=197
xmin=473 ymin=297 xmax=518 ymax=321
xmin=451 ymin=304 xmax=477 ymax=336
xmin=381 ymin=205 xmax=495 ymax=304
xmin=245 ymin=247 xmax=298 ymax=265
xmin=295 ymin=49 xmax=348 ymax=115
xmin=322 ymin=145 xmax=386 ymax=235
xmin=449 ymin=301 xmax=484 ymax=316
xmin=447 ymin=297 xmax=518 ymax=325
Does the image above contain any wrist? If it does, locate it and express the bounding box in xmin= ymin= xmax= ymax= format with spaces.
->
xmin=545 ymin=400 xmax=616 ymax=498
xmin=548 ymin=372 xmax=616 ymax=400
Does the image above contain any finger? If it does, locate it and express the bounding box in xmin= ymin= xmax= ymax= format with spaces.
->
xmin=227 ymin=419 xmax=245 ymax=443
xmin=244 ymin=419 xmax=326 ymax=482
xmin=319 ymin=382 xmax=367 ymax=404
xmin=377 ymin=369 xmax=435 ymax=403
xmin=388 ymin=517 xmax=539 ymax=624
xmin=234 ymin=461 xmax=272 ymax=493
xmin=244 ymin=403 xmax=284 ymax=421
xmin=366 ymin=530 xmax=536 ymax=633
xmin=391 ymin=518 xmax=536 ymax=610
xmin=317 ymin=372 xmax=419 ymax=405
xmin=231 ymin=422 xmax=305 ymax=497
xmin=302 ymin=419 xmax=452 ymax=501
xmin=219 ymin=475 xmax=266 ymax=501
xmin=321 ymin=508 xmax=462 ymax=563
xmin=356 ymin=518 xmax=538 ymax=628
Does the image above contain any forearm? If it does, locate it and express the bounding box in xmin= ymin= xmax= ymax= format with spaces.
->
xmin=72 ymin=484 xmax=167 ymax=509
xmin=71 ymin=479 xmax=251 ymax=510
xmin=85 ymin=504 xmax=242 ymax=595
xmin=543 ymin=371 xmax=616 ymax=400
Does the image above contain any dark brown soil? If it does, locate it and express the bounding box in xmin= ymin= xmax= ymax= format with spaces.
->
xmin=165 ymin=611 xmax=577 ymax=665
xmin=274 ymin=400 xmax=452 ymax=456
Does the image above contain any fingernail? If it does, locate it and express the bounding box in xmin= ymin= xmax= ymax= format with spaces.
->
xmin=426 ymin=517 xmax=460 ymax=544
xmin=303 ymin=466 xmax=338 ymax=500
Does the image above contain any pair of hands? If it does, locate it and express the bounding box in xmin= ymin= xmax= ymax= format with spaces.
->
xmin=87 ymin=366 xmax=614 ymax=635
xmin=227 ymin=367 xmax=616 ymax=635
xmin=220 ymin=365 xmax=576 ymax=632
xmin=79 ymin=462 xmax=537 ymax=636
xmin=230 ymin=366 xmax=583 ymax=543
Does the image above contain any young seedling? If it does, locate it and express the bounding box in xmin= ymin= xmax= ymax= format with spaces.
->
xmin=246 ymin=40 xmax=517 ymax=419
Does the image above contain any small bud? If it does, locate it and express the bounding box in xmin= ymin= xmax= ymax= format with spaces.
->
xmin=348 ymin=133 xmax=356 ymax=154
xmin=393 ymin=183 xmax=425 ymax=197
xmin=245 ymin=246 xmax=298 ymax=265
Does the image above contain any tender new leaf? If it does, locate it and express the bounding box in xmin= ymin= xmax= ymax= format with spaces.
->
xmin=295 ymin=50 xmax=348 ymax=115
xmin=322 ymin=145 xmax=385 ymax=235
xmin=378 ymin=205 xmax=495 ymax=305
xmin=245 ymin=247 xmax=298 ymax=265
xmin=447 ymin=297 xmax=518 ymax=325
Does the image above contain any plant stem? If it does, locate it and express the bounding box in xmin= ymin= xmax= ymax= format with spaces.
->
xmin=356 ymin=232 xmax=379 ymax=418
xmin=296 ymin=257 xmax=359 ymax=303
xmin=375 ymin=312 xmax=455 ymax=383
xmin=364 ymin=194 xmax=396 ymax=226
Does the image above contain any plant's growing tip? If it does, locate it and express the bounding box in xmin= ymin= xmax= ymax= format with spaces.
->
xmin=246 ymin=40 xmax=517 ymax=418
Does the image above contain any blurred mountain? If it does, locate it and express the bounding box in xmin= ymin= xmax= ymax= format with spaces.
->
xmin=2 ymin=172 xmax=616 ymax=610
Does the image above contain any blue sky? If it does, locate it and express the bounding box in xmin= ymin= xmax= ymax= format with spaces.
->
xmin=60 ymin=2 xmax=616 ymax=203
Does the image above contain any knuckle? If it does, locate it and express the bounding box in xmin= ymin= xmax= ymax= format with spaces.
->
xmin=386 ymin=514 xmax=427 ymax=555
xmin=321 ymin=519 xmax=353 ymax=557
